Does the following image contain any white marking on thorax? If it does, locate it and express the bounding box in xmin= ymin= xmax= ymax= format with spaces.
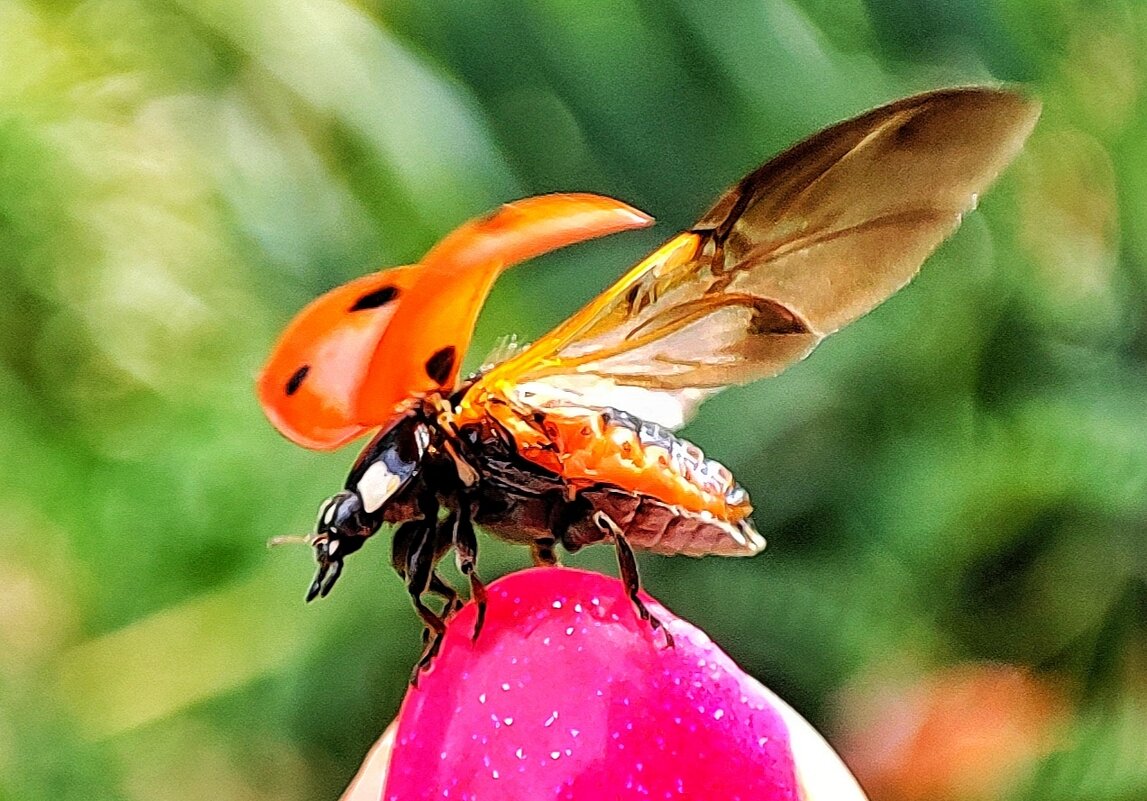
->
xmin=358 ymin=462 xmax=402 ymax=513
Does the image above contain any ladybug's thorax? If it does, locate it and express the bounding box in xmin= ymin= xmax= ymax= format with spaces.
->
xmin=345 ymin=414 xmax=436 ymax=514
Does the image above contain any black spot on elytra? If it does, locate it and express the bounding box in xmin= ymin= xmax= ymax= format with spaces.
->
xmin=348 ymin=285 xmax=399 ymax=312
xmin=424 ymin=346 xmax=456 ymax=385
xmin=285 ymin=365 xmax=310 ymax=396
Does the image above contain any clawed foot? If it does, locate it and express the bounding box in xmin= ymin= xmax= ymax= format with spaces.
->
xmin=410 ymin=628 xmax=446 ymax=686
xmin=629 ymin=593 xmax=675 ymax=648
xmin=411 ymin=591 xmax=477 ymax=684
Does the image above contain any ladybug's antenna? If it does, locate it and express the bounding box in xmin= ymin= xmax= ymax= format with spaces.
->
xmin=267 ymin=534 xmax=318 ymax=549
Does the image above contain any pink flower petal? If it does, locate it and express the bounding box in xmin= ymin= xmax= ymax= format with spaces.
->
xmin=382 ymin=566 xmax=865 ymax=801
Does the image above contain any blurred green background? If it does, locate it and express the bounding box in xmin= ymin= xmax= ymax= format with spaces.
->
xmin=1 ymin=0 xmax=1144 ymax=799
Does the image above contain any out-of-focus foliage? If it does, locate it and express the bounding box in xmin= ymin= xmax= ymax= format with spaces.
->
xmin=0 ymin=0 xmax=1144 ymax=799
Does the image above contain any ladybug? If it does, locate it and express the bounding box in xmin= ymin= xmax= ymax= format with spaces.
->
xmin=258 ymin=87 xmax=1038 ymax=674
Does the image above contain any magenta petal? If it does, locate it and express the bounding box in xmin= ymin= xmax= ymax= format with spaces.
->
xmin=384 ymin=567 xmax=805 ymax=801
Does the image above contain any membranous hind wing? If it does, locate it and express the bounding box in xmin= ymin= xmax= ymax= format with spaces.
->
xmin=463 ymin=88 xmax=1039 ymax=429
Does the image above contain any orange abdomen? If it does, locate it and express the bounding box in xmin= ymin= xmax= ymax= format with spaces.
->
xmin=496 ymin=403 xmax=753 ymax=524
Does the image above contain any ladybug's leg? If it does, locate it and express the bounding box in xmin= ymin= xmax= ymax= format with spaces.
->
xmin=403 ymin=497 xmax=452 ymax=683
xmin=530 ymin=538 xmax=559 ymax=566
xmin=548 ymin=491 xmax=593 ymax=554
xmin=593 ymin=511 xmax=674 ymax=648
xmin=431 ymin=512 xmax=464 ymax=617
xmin=406 ymin=534 xmax=449 ymax=683
xmin=534 ymin=494 xmax=582 ymax=565
xmin=451 ymin=498 xmax=488 ymax=642
xmin=390 ymin=520 xmax=419 ymax=579
xmin=392 ymin=520 xmax=459 ymax=630
xmin=428 ymin=573 xmax=463 ymax=617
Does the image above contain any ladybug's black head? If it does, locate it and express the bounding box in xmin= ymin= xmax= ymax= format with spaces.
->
xmin=306 ymin=416 xmax=432 ymax=601
xmin=306 ymin=490 xmax=372 ymax=601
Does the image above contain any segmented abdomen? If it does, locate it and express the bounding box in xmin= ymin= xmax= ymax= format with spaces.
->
xmin=576 ymin=486 xmax=764 ymax=557
xmin=491 ymin=402 xmax=762 ymax=556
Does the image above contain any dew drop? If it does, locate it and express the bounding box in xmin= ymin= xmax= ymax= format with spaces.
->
xmin=550 ymin=751 xmax=561 ymax=760
xmin=565 ymin=626 xmax=575 ymax=635
xmin=491 ymin=770 xmax=500 ymax=780
xmin=503 ymin=717 xmax=514 ymax=726
xmin=574 ymin=603 xmax=583 ymax=613
xmin=713 ymin=709 xmax=725 ymax=721
xmin=478 ymin=693 xmax=486 ymax=704
xmin=501 ymin=682 xmax=511 ymax=691
xmin=544 ymin=711 xmax=559 ymax=727
xmin=571 ymin=728 xmax=580 ymax=737
xmin=515 ymin=748 xmax=525 ymax=760
xmin=552 ymin=600 xmax=563 ymax=609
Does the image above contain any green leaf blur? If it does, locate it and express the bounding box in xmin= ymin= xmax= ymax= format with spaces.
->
xmin=1 ymin=1 xmax=1143 ymax=799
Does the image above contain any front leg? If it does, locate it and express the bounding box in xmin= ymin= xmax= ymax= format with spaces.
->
xmin=399 ymin=495 xmax=453 ymax=683
xmin=392 ymin=520 xmax=461 ymax=618
xmin=404 ymin=525 xmax=451 ymax=684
